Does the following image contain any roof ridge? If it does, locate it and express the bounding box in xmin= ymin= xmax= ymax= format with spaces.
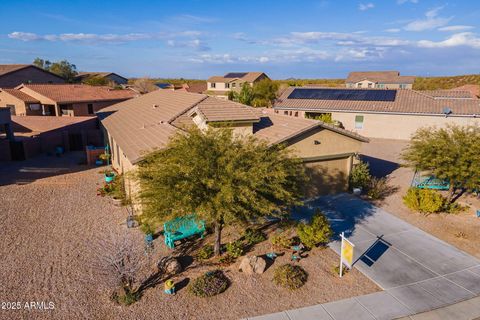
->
xmin=167 ymin=94 xmax=209 ymax=124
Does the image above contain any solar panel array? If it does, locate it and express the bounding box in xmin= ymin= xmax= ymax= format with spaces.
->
xmin=224 ymin=72 xmax=248 ymax=78
xmin=288 ymin=88 xmax=397 ymax=101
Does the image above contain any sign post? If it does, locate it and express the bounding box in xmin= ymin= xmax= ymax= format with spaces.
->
xmin=339 ymin=232 xmax=355 ymax=277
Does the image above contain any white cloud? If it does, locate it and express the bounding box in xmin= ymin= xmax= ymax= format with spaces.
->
xmin=358 ymin=3 xmax=375 ymax=11
xmin=438 ymin=25 xmax=474 ymax=32
xmin=385 ymin=28 xmax=401 ymax=33
xmin=167 ymin=39 xmax=210 ymax=51
xmin=418 ymin=32 xmax=480 ymax=48
xmin=404 ymin=6 xmax=452 ymax=31
xmin=397 ymin=0 xmax=418 ymax=4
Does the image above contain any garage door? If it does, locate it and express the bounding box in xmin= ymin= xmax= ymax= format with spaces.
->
xmin=304 ymin=157 xmax=349 ymax=196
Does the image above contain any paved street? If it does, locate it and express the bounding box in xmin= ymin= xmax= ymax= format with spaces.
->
xmin=250 ymin=194 xmax=480 ymax=320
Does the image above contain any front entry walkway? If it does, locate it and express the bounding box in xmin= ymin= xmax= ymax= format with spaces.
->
xmin=249 ymin=194 xmax=480 ymax=320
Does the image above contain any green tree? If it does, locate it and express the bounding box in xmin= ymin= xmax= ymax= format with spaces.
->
xmin=32 ymin=58 xmax=77 ymax=82
xmin=252 ymin=79 xmax=279 ymax=107
xmin=137 ymin=127 xmax=307 ymax=256
xmin=402 ymin=125 xmax=480 ymax=202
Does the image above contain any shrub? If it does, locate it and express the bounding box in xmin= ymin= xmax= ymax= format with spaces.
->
xmin=367 ymin=177 xmax=389 ymax=200
xmin=296 ymin=210 xmax=332 ymax=249
xmin=188 ymin=270 xmax=229 ymax=297
xmin=243 ymin=228 xmax=267 ymax=245
xmin=270 ymin=234 xmax=293 ymax=249
xmin=218 ymin=254 xmax=236 ymax=265
xmin=332 ymin=265 xmax=349 ymax=277
xmin=225 ymin=240 xmax=244 ymax=258
xmin=403 ymin=188 xmax=446 ymax=214
xmin=196 ymin=244 xmax=214 ymax=261
xmin=349 ymin=161 xmax=371 ymax=190
xmin=273 ymin=264 xmax=308 ymax=290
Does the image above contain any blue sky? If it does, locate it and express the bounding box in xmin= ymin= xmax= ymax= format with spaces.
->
xmin=1 ymin=0 xmax=479 ymax=79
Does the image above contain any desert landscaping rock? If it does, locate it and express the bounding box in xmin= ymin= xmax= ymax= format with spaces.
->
xmin=239 ymin=255 xmax=267 ymax=275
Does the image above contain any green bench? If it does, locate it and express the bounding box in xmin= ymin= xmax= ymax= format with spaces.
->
xmin=164 ymin=214 xmax=206 ymax=249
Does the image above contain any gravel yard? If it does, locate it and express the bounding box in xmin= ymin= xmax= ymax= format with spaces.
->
xmin=361 ymin=138 xmax=480 ymax=258
xmin=0 ymin=153 xmax=378 ymax=320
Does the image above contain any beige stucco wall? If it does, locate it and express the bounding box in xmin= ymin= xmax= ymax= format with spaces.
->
xmin=0 ymin=91 xmax=27 ymax=115
xmin=346 ymin=81 xmax=413 ymax=89
xmin=277 ymin=109 xmax=480 ymax=140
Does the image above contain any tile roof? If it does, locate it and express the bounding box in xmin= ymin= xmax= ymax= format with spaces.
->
xmin=346 ymin=71 xmax=415 ymax=84
xmin=1 ymin=89 xmax=40 ymax=103
xmin=207 ymin=72 xmax=266 ymax=83
xmin=76 ymin=72 xmax=128 ymax=81
xmin=11 ymin=115 xmax=96 ymax=136
xmin=194 ymin=97 xmax=260 ymax=122
xmin=274 ymin=87 xmax=480 ymax=116
xmin=450 ymin=85 xmax=480 ymax=98
xmin=182 ymin=82 xmax=207 ymax=93
xmin=19 ymin=84 xmax=136 ymax=103
xmin=253 ymin=108 xmax=368 ymax=145
xmin=421 ymin=90 xmax=475 ymax=99
xmin=0 ymin=64 xmax=30 ymax=76
xmin=99 ymin=90 xmax=368 ymax=164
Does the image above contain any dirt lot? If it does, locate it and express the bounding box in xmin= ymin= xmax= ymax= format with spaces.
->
xmin=0 ymin=153 xmax=378 ymax=320
xmin=361 ymin=138 xmax=480 ymax=259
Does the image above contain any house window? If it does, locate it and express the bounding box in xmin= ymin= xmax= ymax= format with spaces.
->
xmin=399 ymin=84 xmax=407 ymax=89
xmin=355 ymin=115 xmax=364 ymax=129
xmin=87 ymin=104 xmax=94 ymax=114
xmin=225 ymin=83 xmax=230 ymax=89
xmin=294 ymin=112 xmax=298 ymax=117
xmin=29 ymin=104 xmax=41 ymax=111
xmin=232 ymin=83 xmax=236 ymax=88
xmin=210 ymin=82 xmax=216 ymax=88
xmin=357 ymin=83 xmax=362 ymax=88
xmin=284 ymin=111 xmax=288 ymax=115
xmin=368 ymin=83 xmax=372 ymax=88
xmin=377 ymin=84 xmax=385 ymax=89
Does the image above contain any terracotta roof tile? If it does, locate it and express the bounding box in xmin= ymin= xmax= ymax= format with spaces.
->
xmin=346 ymin=71 xmax=415 ymax=84
xmin=20 ymin=84 xmax=136 ymax=103
xmin=275 ymin=87 xmax=480 ymax=116
xmin=194 ymin=97 xmax=260 ymax=122
xmin=450 ymin=85 xmax=480 ymax=98
xmin=2 ymin=89 xmax=40 ymax=103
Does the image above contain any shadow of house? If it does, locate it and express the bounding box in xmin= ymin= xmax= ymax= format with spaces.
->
xmin=360 ymin=155 xmax=399 ymax=178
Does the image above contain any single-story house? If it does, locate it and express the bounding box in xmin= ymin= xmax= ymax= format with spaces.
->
xmin=75 ymin=72 xmax=128 ymax=85
xmin=98 ymin=90 xmax=368 ymax=205
xmin=0 ymin=64 xmax=65 ymax=88
xmin=346 ymin=71 xmax=416 ymax=89
xmin=1 ymin=84 xmax=137 ymax=116
xmin=274 ymin=87 xmax=480 ymax=140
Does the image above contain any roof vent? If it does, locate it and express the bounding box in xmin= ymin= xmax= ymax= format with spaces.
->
xmin=153 ymin=104 xmax=159 ymax=108
xmin=443 ymin=107 xmax=452 ymax=117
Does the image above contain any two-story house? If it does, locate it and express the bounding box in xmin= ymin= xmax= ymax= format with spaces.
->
xmin=346 ymin=71 xmax=416 ymax=89
xmin=206 ymin=72 xmax=270 ymax=100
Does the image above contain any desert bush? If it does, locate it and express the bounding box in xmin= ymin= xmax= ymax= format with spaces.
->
xmin=273 ymin=264 xmax=308 ymax=290
xmin=225 ymin=240 xmax=244 ymax=258
xmin=188 ymin=270 xmax=229 ymax=297
xmin=196 ymin=244 xmax=214 ymax=261
xmin=403 ymin=188 xmax=446 ymax=214
xmin=270 ymin=234 xmax=293 ymax=249
xmin=243 ymin=228 xmax=267 ymax=245
xmin=218 ymin=254 xmax=236 ymax=265
xmin=349 ymin=161 xmax=371 ymax=190
xmin=332 ymin=265 xmax=349 ymax=277
xmin=367 ymin=177 xmax=389 ymax=200
xmin=296 ymin=210 xmax=332 ymax=249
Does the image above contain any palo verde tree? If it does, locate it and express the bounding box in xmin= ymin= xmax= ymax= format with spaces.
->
xmin=137 ymin=127 xmax=307 ymax=256
xmin=402 ymin=125 xmax=480 ymax=202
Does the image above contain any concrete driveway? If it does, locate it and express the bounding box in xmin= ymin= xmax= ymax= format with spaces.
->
xmin=251 ymin=194 xmax=480 ymax=320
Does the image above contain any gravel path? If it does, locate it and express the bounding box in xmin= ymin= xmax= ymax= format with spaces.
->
xmin=0 ymin=153 xmax=378 ymax=320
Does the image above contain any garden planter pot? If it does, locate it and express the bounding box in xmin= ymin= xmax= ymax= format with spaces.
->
xmin=104 ymin=173 xmax=115 ymax=183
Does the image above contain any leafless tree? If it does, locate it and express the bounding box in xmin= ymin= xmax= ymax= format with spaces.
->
xmin=133 ymin=77 xmax=157 ymax=94
xmin=89 ymin=231 xmax=152 ymax=297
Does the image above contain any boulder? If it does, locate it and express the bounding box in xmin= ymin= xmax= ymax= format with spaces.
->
xmin=239 ymin=255 xmax=267 ymax=275
xmin=158 ymin=257 xmax=183 ymax=275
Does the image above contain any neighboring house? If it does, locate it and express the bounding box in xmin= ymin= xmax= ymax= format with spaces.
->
xmin=206 ymin=72 xmax=269 ymax=100
xmin=98 ymin=90 xmax=368 ymax=206
xmin=0 ymin=64 xmax=65 ymax=88
xmin=76 ymin=72 xmax=128 ymax=85
xmin=2 ymin=84 xmax=136 ymax=117
xmin=274 ymin=87 xmax=480 ymax=140
xmin=450 ymin=84 xmax=480 ymax=98
xmin=346 ymin=71 xmax=415 ymax=89
xmin=0 ymin=107 xmax=15 ymax=161
xmin=0 ymin=89 xmax=42 ymax=116
xmin=178 ymin=82 xmax=207 ymax=94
